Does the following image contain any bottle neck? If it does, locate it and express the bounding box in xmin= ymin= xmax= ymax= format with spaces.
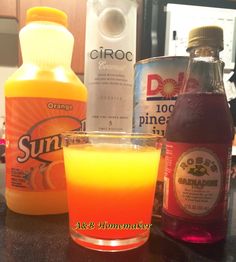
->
xmin=20 ymin=22 xmax=74 ymax=68
xmin=182 ymin=46 xmax=225 ymax=94
xmin=190 ymin=46 xmax=220 ymax=60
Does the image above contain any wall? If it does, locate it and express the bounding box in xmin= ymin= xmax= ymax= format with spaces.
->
xmin=0 ymin=18 xmax=18 ymax=123
xmin=0 ymin=34 xmax=18 ymax=66
xmin=0 ymin=66 xmax=18 ymax=119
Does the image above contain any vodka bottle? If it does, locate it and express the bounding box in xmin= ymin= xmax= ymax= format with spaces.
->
xmin=84 ymin=0 xmax=137 ymax=132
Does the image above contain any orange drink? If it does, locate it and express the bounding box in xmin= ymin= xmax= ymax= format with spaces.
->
xmin=4 ymin=7 xmax=86 ymax=215
xmin=62 ymin=132 xmax=162 ymax=252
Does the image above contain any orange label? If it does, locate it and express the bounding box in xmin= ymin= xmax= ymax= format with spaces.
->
xmin=6 ymin=97 xmax=86 ymax=192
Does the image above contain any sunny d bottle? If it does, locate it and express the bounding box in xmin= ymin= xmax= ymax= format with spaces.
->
xmin=4 ymin=7 xmax=87 ymax=215
xmin=84 ymin=0 xmax=137 ymax=132
xmin=162 ymin=26 xmax=234 ymax=243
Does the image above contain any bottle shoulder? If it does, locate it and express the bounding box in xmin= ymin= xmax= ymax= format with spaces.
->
xmin=5 ymin=64 xmax=87 ymax=101
xmin=166 ymin=93 xmax=234 ymax=143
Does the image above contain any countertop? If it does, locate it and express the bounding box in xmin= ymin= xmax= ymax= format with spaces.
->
xmin=0 ymin=163 xmax=236 ymax=262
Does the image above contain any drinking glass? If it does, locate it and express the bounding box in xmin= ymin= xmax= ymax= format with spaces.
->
xmin=62 ymin=132 xmax=162 ymax=252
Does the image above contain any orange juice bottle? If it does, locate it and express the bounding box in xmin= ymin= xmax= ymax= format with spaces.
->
xmin=4 ymin=7 xmax=87 ymax=215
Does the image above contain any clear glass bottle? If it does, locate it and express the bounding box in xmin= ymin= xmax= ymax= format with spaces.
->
xmin=162 ymin=26 xmax=234 ymax=243
xmin=84 ymin=0 xmax=137 ymax=132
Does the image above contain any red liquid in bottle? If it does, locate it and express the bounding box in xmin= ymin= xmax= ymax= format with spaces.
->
xmin=162 ymin=92 xmax=234 ymax=243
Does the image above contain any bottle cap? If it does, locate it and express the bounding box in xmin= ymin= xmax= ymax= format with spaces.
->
xmin=26 ymin=6 xmax=68 ymax=27
xmin=187 ymin=25 xmax=223 ymax=51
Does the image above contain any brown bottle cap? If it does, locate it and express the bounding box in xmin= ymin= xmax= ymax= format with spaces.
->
xmin=187 ymin=25 xmax=223 ymax=51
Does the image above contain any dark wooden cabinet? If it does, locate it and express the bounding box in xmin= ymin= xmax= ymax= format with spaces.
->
xmin=0 ymin=0 xmax=143 ymax=74
xmin=0 ymin=0 xmax=17 ymax=18
xmin=18 ymin=0 xmax=86 ymax=74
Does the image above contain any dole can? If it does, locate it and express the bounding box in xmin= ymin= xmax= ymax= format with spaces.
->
xmin=133 ymin=56 xmax=188 ymax=218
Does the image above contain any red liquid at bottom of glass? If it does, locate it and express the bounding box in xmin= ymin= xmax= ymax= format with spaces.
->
xmin=161 ymin=211 xmax=227 ymax=243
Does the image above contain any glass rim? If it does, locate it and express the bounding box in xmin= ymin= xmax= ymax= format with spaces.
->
xmin=61 ymin=131 xmax=163 ymax=140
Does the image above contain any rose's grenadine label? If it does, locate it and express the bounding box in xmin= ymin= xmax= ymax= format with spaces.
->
xmin=163 ymin=141 xmax=231 ymax=220
xmin=6 ymin=97 xmax=86 ymax=192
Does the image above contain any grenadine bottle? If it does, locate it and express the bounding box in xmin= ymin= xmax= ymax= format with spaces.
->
xmin=162 ymin=26 xmax=234 ymax=243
